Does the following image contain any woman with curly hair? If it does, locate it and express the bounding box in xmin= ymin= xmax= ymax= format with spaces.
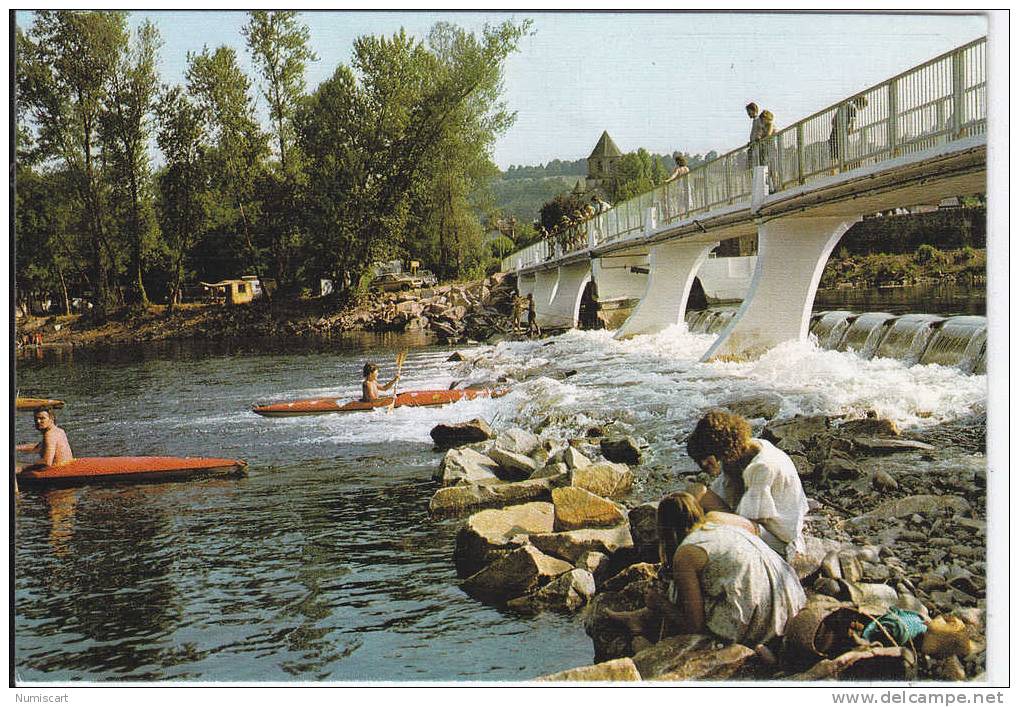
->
xmin=604 ymin=492 xmax=805 ymax=646
xmin=684 ymin=410 xmax=808 ymax=559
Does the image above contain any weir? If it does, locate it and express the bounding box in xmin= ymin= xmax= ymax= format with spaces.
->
xmin=686 ymin=308 xmax=987 ymax=374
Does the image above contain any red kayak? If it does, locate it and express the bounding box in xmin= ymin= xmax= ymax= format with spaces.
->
xmin=252 ymin=388 xmax=507 ymax=417
xmin=17 ymin=456 xmax=248 ymax=488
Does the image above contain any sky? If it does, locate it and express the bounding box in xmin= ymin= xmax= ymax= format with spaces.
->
xmin=16 ymin=10 xmax=988 ymax=170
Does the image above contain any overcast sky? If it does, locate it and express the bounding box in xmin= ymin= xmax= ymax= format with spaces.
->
xmin=17 ymin=10 xmax=987 ymax=170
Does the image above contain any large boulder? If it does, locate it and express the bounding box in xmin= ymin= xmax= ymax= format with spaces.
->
xmin=720 ymin=393 xmax=784 ymax=420
xmin=430 ymin=418 xmax=495 ymax=449
xmin=628 ymin=502 xmax=660 ymax=564
xmin=535 ymin=657 xmax=641 ymax=682
xmin=506 ymin=568 xmax=596 ymax=614
xmin=790 ymin=535 xmax=847 ymax=580
xmin=836 ymin=417 xmax=901 ymax=438
xmin=430 ymin=477 xmax=555 ymax=517
xmin=495 ymin=428 xmax=540 ymax=455
xmin=460 ymin=544 xmax=572 ymax=603
xmin=434 ymin=447 xmax=501 ymax=486
xmin=787 ymin=646 xmax=908 ymax=681
xmin=529 ymin=525 xmax=634 ymax=564
xmin=563 ymin=446 xmax=592 ymax=470
xmin=552 ymin=487 xmax=627 ymax=531
xmin=630 ymin=634 xmax=717 ymax=679
xmin=572 ymin=462 xmax=634 ymax=498
xmin=655 ymin=644 xmax=759 ymax=681
xmin=600 ymin=436 xmax=642 ymax=464
xmin=575 ymin=551 xmax=611 ymax=581
xmin=851 ymin=437 xmax=936 ymax=455
xmin=453 ymin=502 xmax=554 ymax=577
xmin=489 ymin=447 xmax=539 ymax=479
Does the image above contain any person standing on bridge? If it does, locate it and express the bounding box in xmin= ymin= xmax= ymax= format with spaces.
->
xmin=829 ymin=95 xmax=868 ymax=173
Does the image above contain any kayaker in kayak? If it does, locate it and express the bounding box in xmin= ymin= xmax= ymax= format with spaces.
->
xmin=361 ymin=363 xmax=401 ymax=403
xmin=16 ymin=407 xmax=74 ymax=470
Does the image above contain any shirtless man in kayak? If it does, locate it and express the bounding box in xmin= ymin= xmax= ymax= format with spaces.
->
xmin=16 ymin=408 xmax=74 ymax=469
xmin=361 ymin=363 xmax=401 ymax=403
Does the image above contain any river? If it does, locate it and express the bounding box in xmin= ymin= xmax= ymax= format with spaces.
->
xmin=13 ymin=315 xmax=987 ymax=682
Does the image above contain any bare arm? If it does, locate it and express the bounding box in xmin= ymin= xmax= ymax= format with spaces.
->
xmin=686 ymin=482 xmax=733 ymax=514
xmin=16 ymin=442 xmax=39 ymax=453
xmin=653 ymin=545 xmax=708 ymax=634
xmin=377 ymin=374 xmax=400 ymax=392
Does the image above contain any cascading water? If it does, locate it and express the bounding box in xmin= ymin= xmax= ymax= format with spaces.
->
xmin=873 ymin=314 xmax=946 ymax=366
xmin=919 ymin=316 xmax=988 ymax=373
xmin=836 ymin=312 xmax=897 ymax=358
xmin=809 ymin=311 xmax=856 ymax=349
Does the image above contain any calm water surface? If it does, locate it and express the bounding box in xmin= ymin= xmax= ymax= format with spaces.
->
xmin=14 ymin=335 xmax=592 ymax=682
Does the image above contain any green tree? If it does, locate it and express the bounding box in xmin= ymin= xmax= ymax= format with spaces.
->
xmin=539 ymin=191 xmax=586 ymax=233
xmin=155 ymin=86 xmax=210 ymax=310
xmin=243 ymin=11 xmax=317 ymax=289
xmin=185 ymin=45 xmax=269 ymax=288
xmin=297 ymin=20 xmax=530 ymax=290
xmin=18 ymin=11 xmax=130 ymax=315
xmin=101 ymin=19 xmax=162 ymax=306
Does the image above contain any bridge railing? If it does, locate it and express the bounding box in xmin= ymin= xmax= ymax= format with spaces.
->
xmin=503 ymin=36 xmax=985 ymax=272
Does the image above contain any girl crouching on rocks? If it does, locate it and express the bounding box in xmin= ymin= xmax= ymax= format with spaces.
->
xmin=605 ymin=492 xmax=806 ymax=647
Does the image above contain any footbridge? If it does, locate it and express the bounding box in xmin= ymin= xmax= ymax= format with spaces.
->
xmin=502 ymin=38 xmax=986 ymax=360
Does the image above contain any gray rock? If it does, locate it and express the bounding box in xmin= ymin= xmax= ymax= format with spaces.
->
xmin=430 ymin=418 xmax=495 ymax=449
xmin=789 ymin=453 xmax=815 ymax=478
xmin=494 ymin=428 xmax=540 ymax=456
xmin=434 ymin=447 xmax=501 ymax=486
xmin=552 ymin=486 xmax=628 ymax=531
xmin=762 ymin=415 xmax=832 ymax=453
xmin=506 ymin=568 xmax=596 ymax=614
xmin=849 ymin=495 xmax=972 ymax=525
xmin=575 ymin=551 xmax=611 ymax=581
xmin=791 ymin=535 xmax=846 ymax=580
xmin=872 ymin=469 xmax=899 ymax=491
xmin=600 ymin=436 xmax=642 ymax=464
xmin=453 ymin=502 xmax=555 ymax=577
xmin=429 ymin=477 xmax=555 ymax=516
xmin=572 ymin=462 xmax=634 ymax=498
xmin=460 ymin=544 xmax=573 ymax=602
xmin=852 ymin=437 xmax=936 ymax=455
xmin=535 ymin=657 xmax=641 ymax=682
xmin=655 ymin=644 xmax=758 ymax=681
xmin=818 ymin=456 xmax=863 ymax=481
xmin=530 ymin=525 xmax=635 ymax=564
xmin=628 ymin=502 xmax=661 ymax=564
xmin=720 ymin=393 xmax=783 ymax=420
xmin=489 ymin=447 xmax=539 ymax=479
xmin=630 ymin=634 xmax=716 ymax=679
xmin=563 ymin=446 xmax=592 ymax=470
xmin=836 ymin=417 xmax=901 ymax=438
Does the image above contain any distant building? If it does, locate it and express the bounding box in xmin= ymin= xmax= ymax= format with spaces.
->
xmin=586 ymin=130 xmax=622 ymax=187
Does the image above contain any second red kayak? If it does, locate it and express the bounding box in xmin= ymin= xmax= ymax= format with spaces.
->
xmin=17 ymin=456 xmax=248 ymax=488
xmin=252 ymin=388 xmax=507 ymax=417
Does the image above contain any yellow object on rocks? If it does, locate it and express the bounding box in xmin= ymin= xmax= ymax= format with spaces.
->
xmin=920 ymin=615 xmax=974 ymax=658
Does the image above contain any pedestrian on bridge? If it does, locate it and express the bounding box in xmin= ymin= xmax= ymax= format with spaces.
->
xmin=829 ymin=95 xmax=868 ymax=172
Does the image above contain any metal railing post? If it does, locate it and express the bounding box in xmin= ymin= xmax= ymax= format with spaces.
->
xmin=952 ymin=48 xmax=965 ymax=138
xmin=796 ymin=123 xmax=805 ymax=184
xmin=888 ymin=78 xmax=899 ymax=157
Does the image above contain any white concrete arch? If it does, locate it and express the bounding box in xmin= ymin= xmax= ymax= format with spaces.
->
xmin=614 ymin=240 xmax=719 ymax=340
xmin=538 ymin=262 xmax=592 ymax=330
xmin=704 ymin=215 xmax=858 ymax=361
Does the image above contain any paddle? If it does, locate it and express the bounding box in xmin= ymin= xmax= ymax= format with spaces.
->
xmin=387 ymin=350 xmax=408 ymax=414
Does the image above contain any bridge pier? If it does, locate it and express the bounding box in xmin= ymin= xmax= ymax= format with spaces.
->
xmin=615 ymin=240 xmax=718 ymax=339
xmin=537 ymin=262 xmax=592 ymax=329
xmin=515 ymin=271 xmax=536 ymax=299
xmin=704 ymin=215 xmax=858 ymax=361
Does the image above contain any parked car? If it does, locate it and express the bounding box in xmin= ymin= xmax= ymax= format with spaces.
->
xmin=371 ymin=272 xmax=424 ymax=292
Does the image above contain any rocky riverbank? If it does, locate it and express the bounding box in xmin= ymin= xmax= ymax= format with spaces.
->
xmin=422 ymin=382 xmax=986 ymax=682
xmin=14 ymin=273 xmax=522 ymax=350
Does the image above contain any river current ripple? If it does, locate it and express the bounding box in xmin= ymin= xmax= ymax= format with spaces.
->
xmin=13 ymin=327 xmax=986 ymax=682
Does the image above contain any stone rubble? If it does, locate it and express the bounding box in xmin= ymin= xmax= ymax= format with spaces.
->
xmin=427 ymin=399 xmax=985 ymax=683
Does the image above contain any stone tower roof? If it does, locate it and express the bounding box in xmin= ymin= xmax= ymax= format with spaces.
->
xmin=588 ymin=131 xmax=622 ymax=160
